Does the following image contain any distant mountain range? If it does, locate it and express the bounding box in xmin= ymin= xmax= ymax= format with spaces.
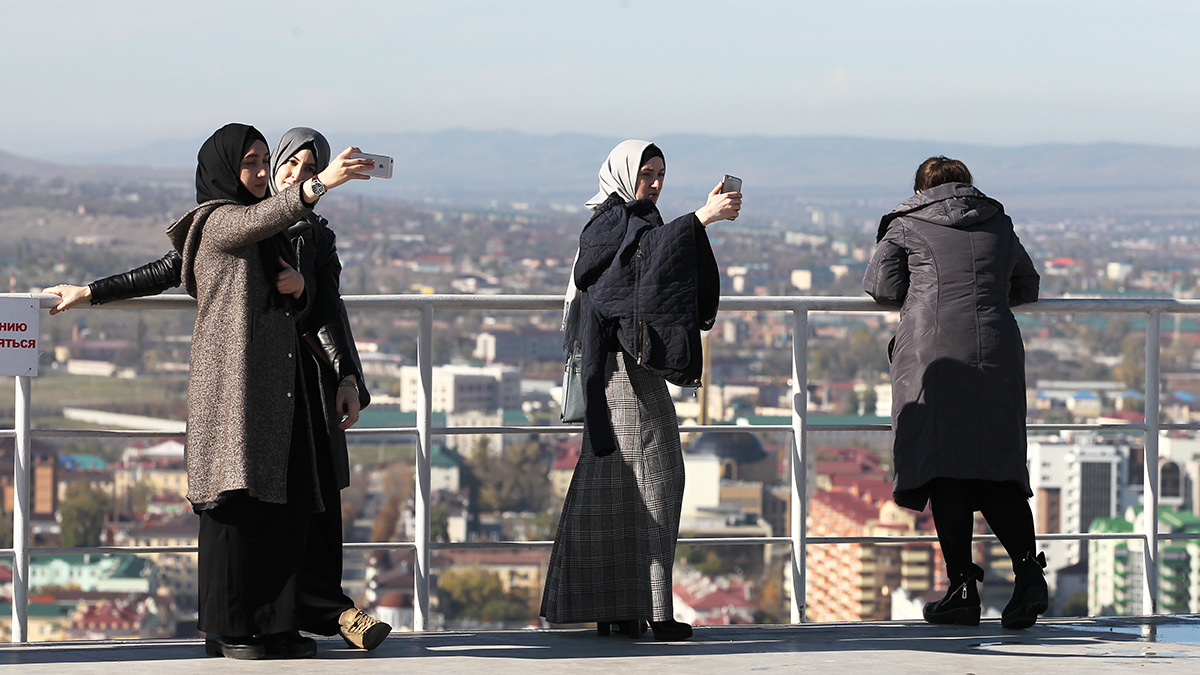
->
xmin=4 ymin=130 xmax=1199 ymax=212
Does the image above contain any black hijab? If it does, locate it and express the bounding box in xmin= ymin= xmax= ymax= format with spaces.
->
xmin=195 ymin=123 xmax=268 ymax=205
xmin=194 ymin=123 xmax=295 ymax=311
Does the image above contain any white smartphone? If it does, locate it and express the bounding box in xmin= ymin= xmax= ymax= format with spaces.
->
xmin=350 ymin=152 xmax=394 ymax=179
xmin=722 ymin=174 xmax=742 ymax=193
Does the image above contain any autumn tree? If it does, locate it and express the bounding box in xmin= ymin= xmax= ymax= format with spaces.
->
xmin=437 ymin=568 xmax=535 ymax=624
xmin=60 ymin=483 xmax=110 ymax=548
xmin=465 ymin=440 xmax=552 ymax=513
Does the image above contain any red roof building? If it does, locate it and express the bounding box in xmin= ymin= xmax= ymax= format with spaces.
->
xmin=807 ymin=468 xmax=941 ymax=621
xmin=672 ymin=571 xmax=757 ymax=625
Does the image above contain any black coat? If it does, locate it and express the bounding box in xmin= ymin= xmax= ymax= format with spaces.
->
xmin=574 ymin=193 xmax=720 ymax=455
xmin=88 ymin=214 xmax=368 ymax=490
xmin=862 ymin=183 xmax=1040 ymax=510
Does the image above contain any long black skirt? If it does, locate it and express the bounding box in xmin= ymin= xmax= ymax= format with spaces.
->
xmin=196 ymin=356 xmax=354 ymax=637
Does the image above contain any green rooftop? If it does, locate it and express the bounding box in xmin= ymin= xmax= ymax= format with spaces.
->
xmin=1089 ymin=516 xmax=1134 ymax=533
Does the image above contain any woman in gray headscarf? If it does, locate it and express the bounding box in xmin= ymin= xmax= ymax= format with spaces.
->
xmin=41 ymin=127 xmax=391 ymax=655
xmin=542 ymin=139 xmax=741 ymax=641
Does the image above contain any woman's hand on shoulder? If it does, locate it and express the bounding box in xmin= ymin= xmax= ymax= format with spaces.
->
xmin=303 ymin=147 xmax=375 ymax=201
xmin=695 ymin=182 xmax=742 ymax=226
xmin=42 ymin=284 xmax=91 ymax=315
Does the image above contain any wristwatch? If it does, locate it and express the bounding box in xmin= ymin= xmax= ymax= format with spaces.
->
xmin=309 ymin=177 xmax=327 ymax=197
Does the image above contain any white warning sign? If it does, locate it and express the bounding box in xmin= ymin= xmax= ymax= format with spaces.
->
xmin=0 ymin=297 xmax=40 ymax=377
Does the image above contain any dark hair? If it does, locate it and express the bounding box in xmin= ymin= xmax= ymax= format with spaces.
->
xmin=913 ymin=156 xmax=972 ymax=192
xmin=640 ymin=143 xmax=664 ymax=169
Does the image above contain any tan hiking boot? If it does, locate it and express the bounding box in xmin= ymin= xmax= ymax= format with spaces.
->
xmin=339 ymin=608 xmax=391 ymax=650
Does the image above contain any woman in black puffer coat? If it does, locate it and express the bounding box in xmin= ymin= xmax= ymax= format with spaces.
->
xmin=541 ymin=140 xmax=740 ymax=641
xmin=863 ymin=156 xmax=1046 ymax=630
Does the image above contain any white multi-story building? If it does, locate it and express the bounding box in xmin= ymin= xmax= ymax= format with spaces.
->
xmin=1155 ymin=435 xmax=1200 ymax=512
xmin=1027 ymin=435 xmax=1128 ymax=573
xmin=399 ymin=364 xmax=521 ymax=413
xmin=1033 ymin=432 xmax=1200 ymax=615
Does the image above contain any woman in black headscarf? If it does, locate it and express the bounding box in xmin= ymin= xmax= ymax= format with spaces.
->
xmin=42 ymin=127 xmax=391 ymax=652
xmin=167 ymin=123 xmax=371 ymax=659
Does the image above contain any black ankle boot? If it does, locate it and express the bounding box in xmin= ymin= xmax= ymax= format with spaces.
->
xmin=263 ymin=631 xmax=317 ymax=659
xmin=1002 ymin=551 xmax=1048 ymax=629
xmin=923 ymin=563 xmax=983 ymax=626
xmin=649 ymin=619 xmax=692 ymax=641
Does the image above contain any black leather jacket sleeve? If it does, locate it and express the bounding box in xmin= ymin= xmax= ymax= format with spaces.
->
xmin=88 ymin=250 xmax=183 ymax=304
xmin=301 ymin=227 xmax=371 ymax=409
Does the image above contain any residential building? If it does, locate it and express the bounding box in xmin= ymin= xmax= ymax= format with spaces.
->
xmin=474 ymin=327 xmax=562 ymax=363
xmin=28 ymin=554 xmax=156 ymax=595
xmin=124 ymin=515 xmax=199 ymax=610
xmin=1089 ymin=506 xmax=1200 ymax=616
xmin=112 ymin=440 xmax=188 ymax=508
xmin=1027 ymin=437 xmax=1126 ymax=575
xmin=400 ymin=364 xmax=521 ymax=413
xmin=433 ymin=549 xmax=545 ymax=596
xmin=443 ymin=409 xmax=533 ymax=456
xmin=806 ymin=477 xmax=940 ymax=622
xmin=672 ymin=570 xmax=756 ymax=625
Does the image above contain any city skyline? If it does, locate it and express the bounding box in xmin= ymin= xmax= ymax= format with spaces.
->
xmin=5 ymin=0 xmax=1200 ymax=159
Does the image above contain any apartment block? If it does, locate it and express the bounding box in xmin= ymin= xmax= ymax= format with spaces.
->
xmin=400 ymin=364 xmax=521 ymax=413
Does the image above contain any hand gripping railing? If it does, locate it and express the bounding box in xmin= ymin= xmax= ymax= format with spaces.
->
xmin=6 ymin=292 xmax=1200 ymax=640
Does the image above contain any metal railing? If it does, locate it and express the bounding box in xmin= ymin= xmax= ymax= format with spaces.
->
xmin=5 ymin=292 xmax=1199 ymax=641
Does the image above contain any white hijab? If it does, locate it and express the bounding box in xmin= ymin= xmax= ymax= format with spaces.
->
xmin=584 ymin=139 xmax=655 ymax=210
xmin=565 ymin=139 xmax=661 ymax=343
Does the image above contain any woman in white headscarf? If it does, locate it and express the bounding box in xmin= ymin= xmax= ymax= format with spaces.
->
xmin=542 ymin=140 xmax=741 ymax=641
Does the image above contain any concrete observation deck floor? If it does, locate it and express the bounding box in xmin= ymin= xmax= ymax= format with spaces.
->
xmin=2 ymin=616 xmax=1200 ymax=674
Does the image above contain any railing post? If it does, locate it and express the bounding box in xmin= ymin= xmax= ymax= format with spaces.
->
xmin=414 ymin=303 xmax=434 ymax=630
xmin=12 ymin=376 xmax=31 ymax=642
xmin=1142 ymin=309 xmax=1160 ymax=615
xmin=789 ymin=308 xmax=808 ymax=623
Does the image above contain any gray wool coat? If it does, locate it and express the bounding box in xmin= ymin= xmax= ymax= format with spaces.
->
xmin=862 ymin=183 xmax=1040 ymax=511
xmin=166 ymin=185 xmax=313 ymax=507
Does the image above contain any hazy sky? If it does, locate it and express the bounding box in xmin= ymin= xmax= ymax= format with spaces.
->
xmin=5 ymin=0 xmax=1200 ymax=157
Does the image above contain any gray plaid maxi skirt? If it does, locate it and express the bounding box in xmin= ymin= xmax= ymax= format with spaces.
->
xmin=541 ymin=351 xmax=685 ymax=624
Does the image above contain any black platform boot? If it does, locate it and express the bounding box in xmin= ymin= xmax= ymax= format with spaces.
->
xmin=923 ymin=563 xmax=984 ymax=626
xmin=1002 ymin=551 xmax=1048 ymax=629
xmin=648 ymin=619 xmax=692 ymax=641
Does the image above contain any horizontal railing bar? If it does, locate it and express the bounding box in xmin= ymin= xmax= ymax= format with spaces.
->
xmin=12 ymin=419 xmax=1192 ymax=440
xmin=1 ymin=425 xmax=796 ymax=439
xmin=428 ymin=424 xmax=798 ymax=435
xmin=28 ymin=292 xmax=1200 ymax=315
xmin=0 ymin=546 xmax=198 ymax=555
xmin=1158 ymin=532 xmax=1200 ymax=541
xmin=0 ymin=531 xmax=1150 ymax=559
xmin=346 ymin=427 xmax=419 ymax=436
xmin=12 ymin=422 xmax=1183 ymax=440
xmin=344 ymin=542 xmax=417 ymax=551
xmin=0 ymin=429 xmax=186 ymax=439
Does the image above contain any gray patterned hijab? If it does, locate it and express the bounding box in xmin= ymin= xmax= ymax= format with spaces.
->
xmin=584 ymin=139 xmax=663 ymax=210
xmin=269 ymin=127 xmax=331 ymax=196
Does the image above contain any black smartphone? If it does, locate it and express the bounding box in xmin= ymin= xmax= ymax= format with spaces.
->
xmin=722 ymin=174 xmax=742 ymax=193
